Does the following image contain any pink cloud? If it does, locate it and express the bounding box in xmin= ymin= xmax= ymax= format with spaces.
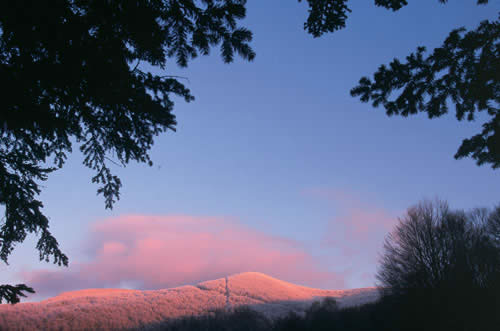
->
xmin=303 ymin=188 xmax=401 ymax=286
xmin=21 ymin=215 xmax=344 ymax=300
xmin=303 ymin=188 xmax=398 ymax=243
xmin=331 ymin=208 xmax=396 ymax=242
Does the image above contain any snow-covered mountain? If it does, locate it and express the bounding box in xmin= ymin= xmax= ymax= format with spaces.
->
xmin=0 ymin=272 xmax=379 ymax=330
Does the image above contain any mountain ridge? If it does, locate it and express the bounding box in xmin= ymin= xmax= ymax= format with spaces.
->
xmin=0 ymin=272 xmax=379 ymax=330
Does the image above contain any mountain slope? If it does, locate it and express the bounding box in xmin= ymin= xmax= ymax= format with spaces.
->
xmin=0 ymin=272 xmax=378 ymax=330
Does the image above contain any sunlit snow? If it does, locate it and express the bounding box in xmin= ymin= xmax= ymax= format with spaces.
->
xmin=0 ymin=272 xmax=378 ymax=330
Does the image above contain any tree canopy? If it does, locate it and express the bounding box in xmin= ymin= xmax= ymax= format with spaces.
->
xmin=1 ymin=0 xmax=498 ymax=304
xmin=376 ymin=199 xmax=500 ymax=330
xmin=377 ymin=200 xmax=500 ymax=293
xmin=0 ymin=0 xmax=256 ymax=304
xmin=302 ymin=1 xmax=498 ymax=168
xmin=351 ymin=16 xmax=499 ymax=168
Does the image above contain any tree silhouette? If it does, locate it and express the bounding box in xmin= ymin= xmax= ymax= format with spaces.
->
xmin=0 ymin=0 xmax=254 ymax=304
xmin=378 ymin=200 xmax=498 ymax=292
xmin=298 ymin=1 xmax=498 ymax=168
xmin=486 ymin=205 xmax=500 ymax=243
xmin=351 ymin=17 xmax=499 ymax=168
xmin=376 ymin=199 xmax=500 ymax=330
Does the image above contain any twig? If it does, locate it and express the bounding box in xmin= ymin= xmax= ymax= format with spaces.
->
xmin=131 ymin=60 xmax=141 ymax=73
xmin=105 ymin=156 xmax=124 ymax=167
xmin=159 ymin=75 xmax=190 ymax=83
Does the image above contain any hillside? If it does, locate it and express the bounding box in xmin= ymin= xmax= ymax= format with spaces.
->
xmin=0 ymin=272 xmax=378 ymax=330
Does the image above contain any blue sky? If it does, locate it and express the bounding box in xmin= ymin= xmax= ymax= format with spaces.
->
xmin=2 ymin=1 xmax=499 ymax=299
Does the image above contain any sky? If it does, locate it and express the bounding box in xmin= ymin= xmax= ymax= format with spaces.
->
xmin=2 ymin=0 xmax=499 ymax=301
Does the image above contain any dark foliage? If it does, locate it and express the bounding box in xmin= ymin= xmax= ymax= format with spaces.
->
xmin=376 ymin=199 xmax=500 ymax=331
xmin=351 ymin=17 xmax=500 ymax=168
xmin=299 ymin=1 xmax=498 ymax=168
xmin=272 ymin=300 xmax=390 ymax=331
xmin=0 ymin=284 xmax=34 ymax=304
xmin=377 ymin=200 xmax=500 ymax=293
xmin=133 ymin=307 xmax=272 ymax=331
xmin=0 ymin=0 xmax=254 ymax=304
xmin=298 ymin=0 xmax=351 ymax=37
xmin=298 ymin=1 xmax=490 ymax=38
xmin=137 ymin=288 xmax=496 ymax=331
xmin=486 ymin=204 xmax=500 ymax=245
xmin=373 ymin=0 xmax=489 ymax=12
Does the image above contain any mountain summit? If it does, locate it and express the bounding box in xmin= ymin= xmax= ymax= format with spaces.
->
xmin=0 ymin=272 xmax=378 ymax=330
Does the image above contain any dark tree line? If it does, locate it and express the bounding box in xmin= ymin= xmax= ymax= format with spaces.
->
xmin=1 ymin=0 xmax=498 ymax=303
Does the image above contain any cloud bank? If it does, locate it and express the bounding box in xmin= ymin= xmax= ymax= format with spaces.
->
xmin=22 ymin=215 xmax=343 ymax=300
